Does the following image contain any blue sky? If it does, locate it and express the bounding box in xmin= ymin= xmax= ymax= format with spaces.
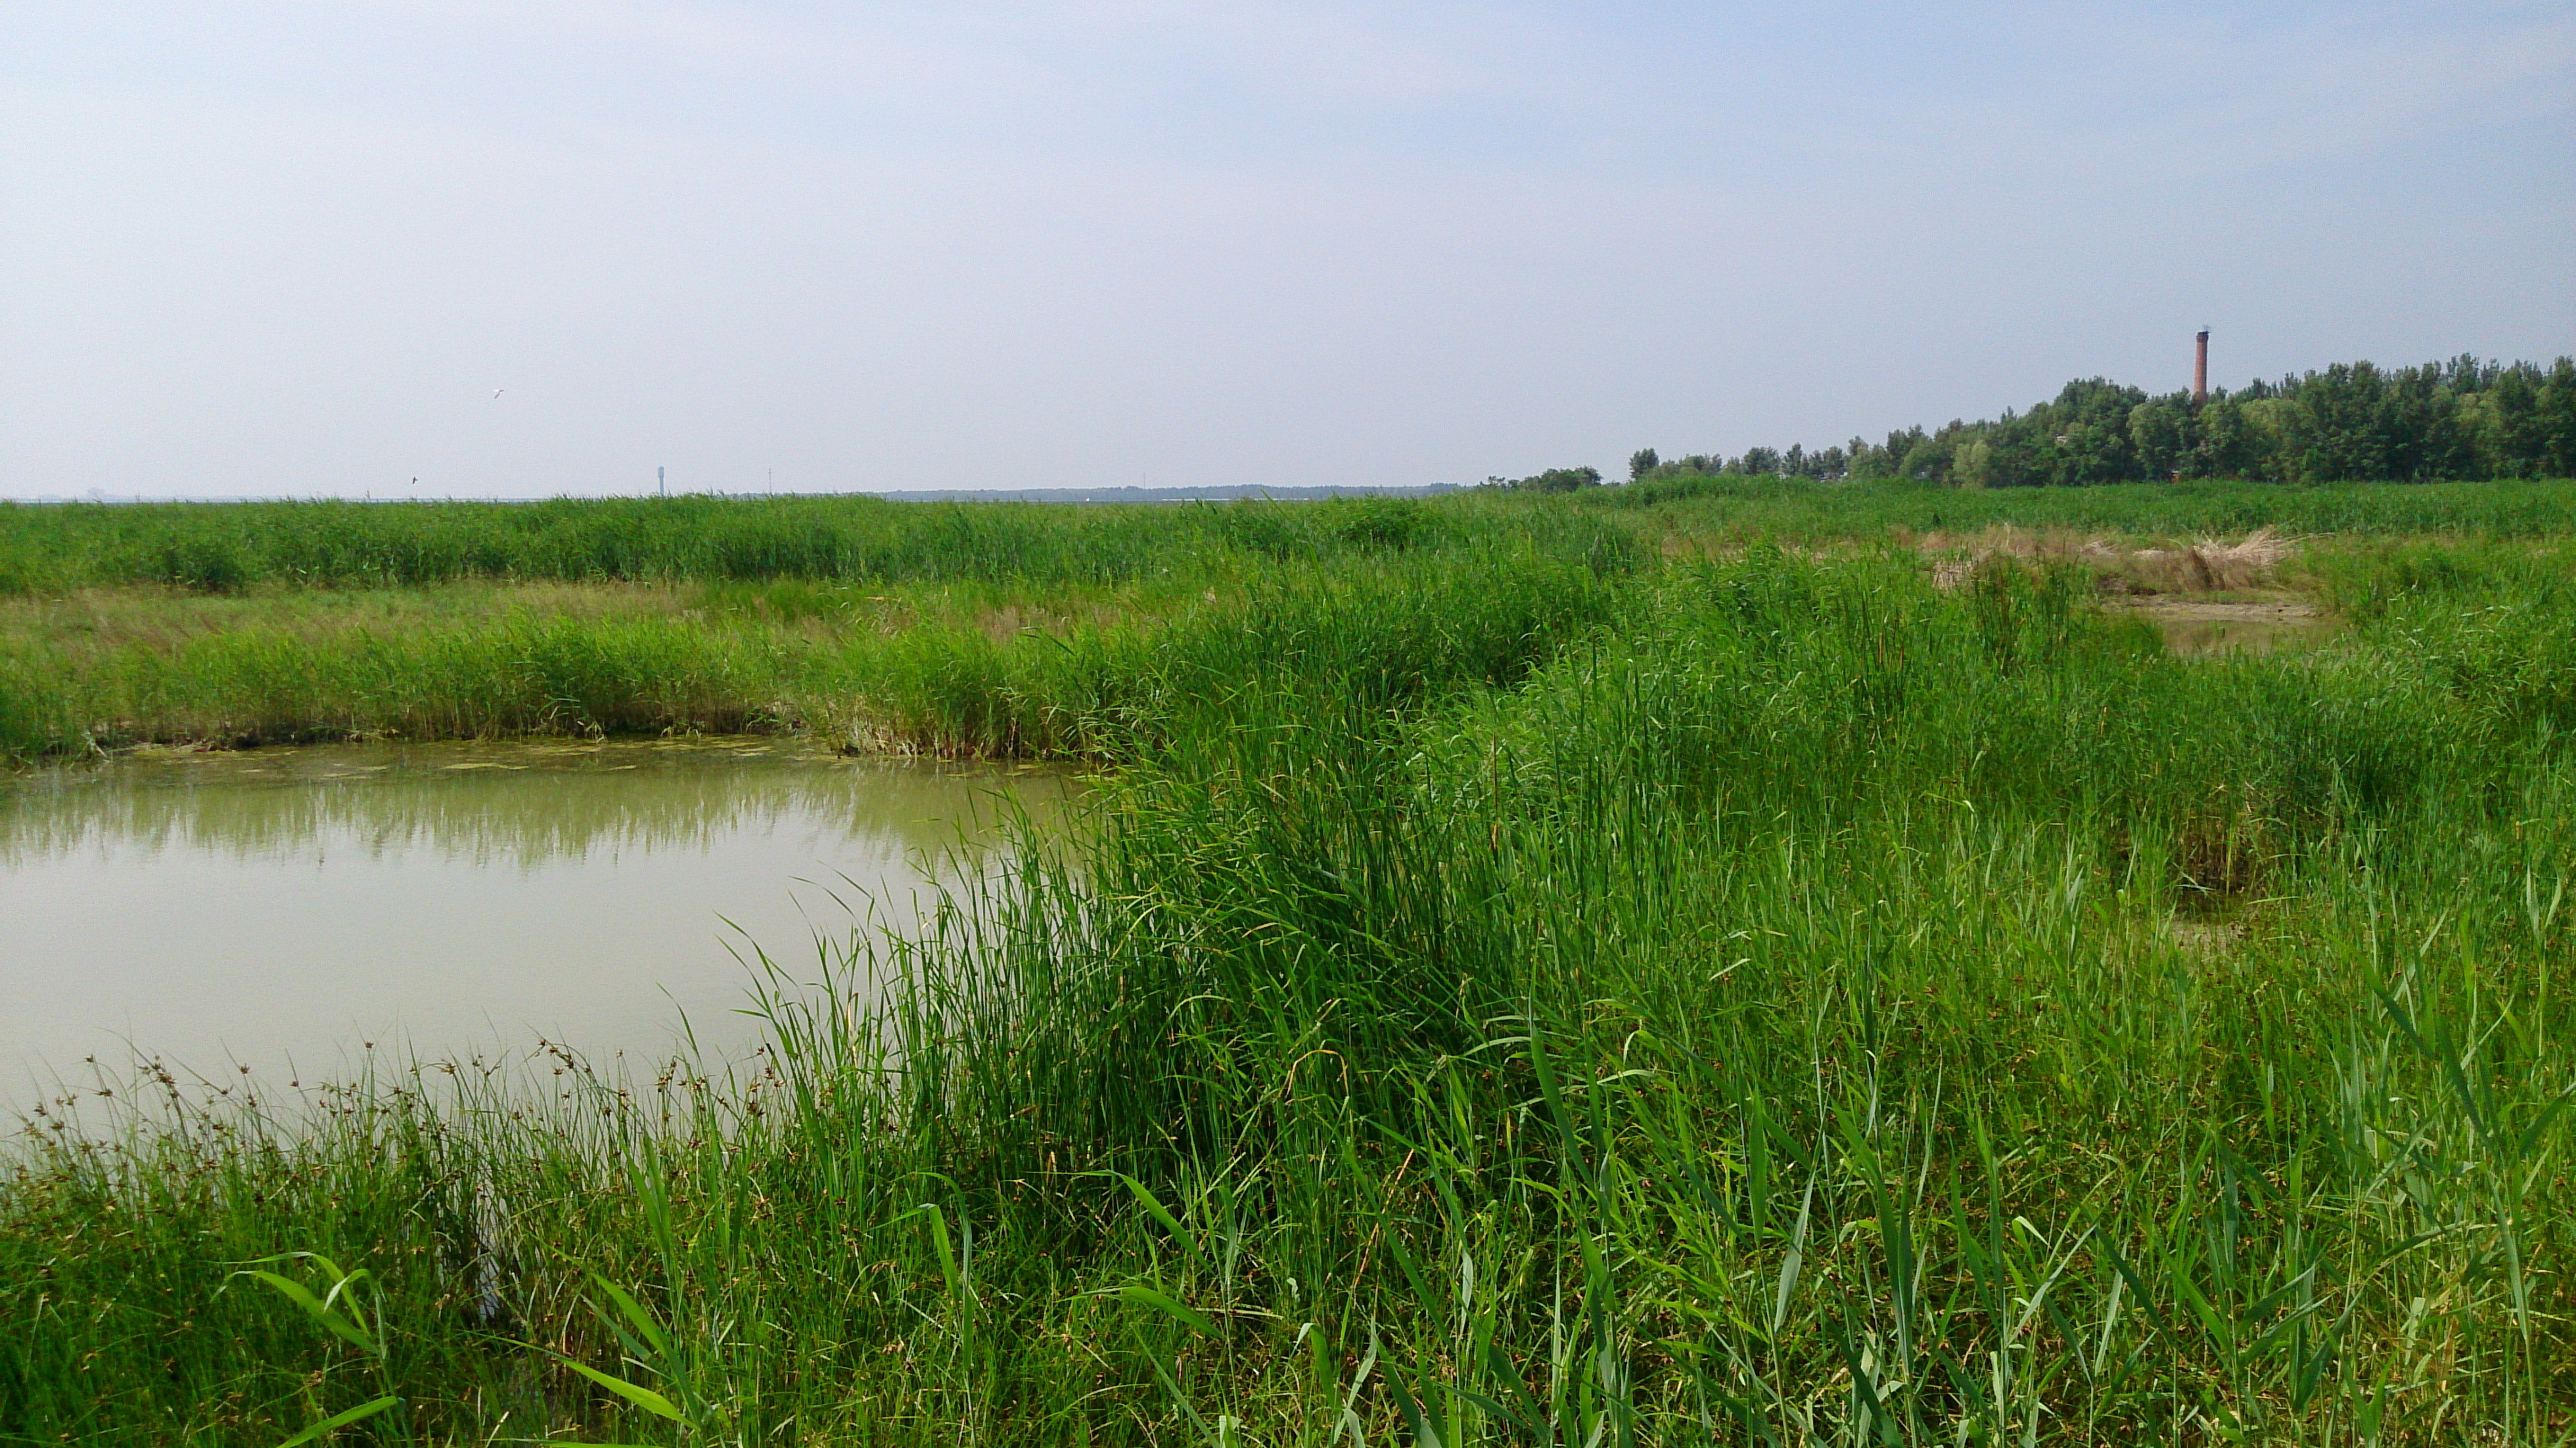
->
xmin=4 ymin=2 xmax=2570 ymax=497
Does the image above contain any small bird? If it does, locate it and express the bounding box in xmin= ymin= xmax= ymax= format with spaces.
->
xmin=492 ymin=388 xmax=504 ymax=399
xmin=409 ymin=477 xmax=419 ymax=486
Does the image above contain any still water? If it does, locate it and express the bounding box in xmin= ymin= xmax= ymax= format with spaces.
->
xmin=2132 ymin=600 xmax=2338 ymax=656
xmin=0 ymin=740 xmax=1072 ymax=1101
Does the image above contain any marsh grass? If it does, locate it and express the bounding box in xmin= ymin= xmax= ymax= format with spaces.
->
xmin=5 ymin=483 xmax=2567 ymax=765
xmin=3 ymin=508 xmax=2573 ymax=1444
xmin=1603 ymin=475 xmax=2576 ymax=545
xmin=0 ymin=503 xmax=1639 ymax=763
xmin=0 ymin=492 xmax=1575 ymax=597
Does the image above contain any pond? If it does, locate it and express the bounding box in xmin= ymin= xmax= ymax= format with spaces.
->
xmin=0 ymin=740 xmax=1074 ymax=1105
xmin=2127 ymin=599 xmax=2338 ymax=656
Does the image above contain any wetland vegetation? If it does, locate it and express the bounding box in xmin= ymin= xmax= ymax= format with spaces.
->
xmin=4 ymin=479 xmax=2574 ymax=1443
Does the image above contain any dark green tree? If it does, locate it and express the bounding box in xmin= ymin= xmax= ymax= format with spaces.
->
xmin=2283 ymin=363 xmax=2397 ymax=482
xmin=2127 ymin=395 xmax=2190 ymax=479
xmin=1503 ymin=466 xmax=1603 ymax=493
xmin=1661 ymin=352 xmax=2573 ymax=490
xmin=2537 ymin=358 xmax=2576 ymax=477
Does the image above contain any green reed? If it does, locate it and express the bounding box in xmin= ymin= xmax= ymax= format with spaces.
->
xmin=0 ymin=501 xmax=1638 ymax=763
xmin=0 ymin=492 xmax=1635 ymax=597
xmin=1591 ymin=474 xmax=2576 ymax=543
xmin=2 ymin=530 xmax=2570 ymax=1444
xmin=7 ymin=478 xmax=2565 ymax=600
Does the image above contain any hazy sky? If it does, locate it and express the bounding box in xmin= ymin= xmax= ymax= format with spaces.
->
xmin=5 ymin=3 xmax=2571 ymax=498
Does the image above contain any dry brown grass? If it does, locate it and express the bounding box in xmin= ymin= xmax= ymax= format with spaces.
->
xmin=1914 ymin=524 xmax=2298 ymax=595
xmin=2113 ymin=525 xmax=2295 ymax=595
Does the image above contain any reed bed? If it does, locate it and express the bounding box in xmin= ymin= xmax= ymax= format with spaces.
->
xmin=0 ymin=493 xmax=1584 ymax=597
xmin=1605 ymin=475 xmax=2576 ymax=544
xmin=5 ymin=482 xmax=2568 ymax=765
xmin=3 ymin=482 xmax=2567 ymax=602
xmin=0 ymin=501 xmax=1634 ymax=763
xmin=3 ymin=504 xmax=2572 ymax=1445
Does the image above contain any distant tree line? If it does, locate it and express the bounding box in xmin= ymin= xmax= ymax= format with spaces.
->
xmin=1494 ymin=355 xmax=2576 ymax=490
xmin=1484 ymin=465 xmax=1604 ymax=493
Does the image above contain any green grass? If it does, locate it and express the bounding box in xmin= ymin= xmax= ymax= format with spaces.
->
xmin=1597 ymin=474 xmax=2576 ymax=543
xmin=0 ymin=547 xmax=1622 ymax=763
xmin=3 ymin=492 xmax=2573 ymax=1444
xmin=3 ymin=481 xmax=2567 ymax=767
xmin=0 ymin=492 xmax=1544 ymax=595
xmin=0 ymin=498 xmax=1638 ymax=763
xmin=5 ymin=480 xmax=2567 ymax=602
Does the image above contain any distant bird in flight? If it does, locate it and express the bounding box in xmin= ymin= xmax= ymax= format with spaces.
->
xmin=409 ymin=477 xmax=418 ymax=486
xmin=492 ymin=388 xmax=504 ymax=399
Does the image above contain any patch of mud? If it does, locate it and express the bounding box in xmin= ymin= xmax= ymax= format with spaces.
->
xmin=2119 ymin=600 xmax=2318 ymax=625
xmin=2115 ymin=599 xmax=2335 ymax=656
xmin=2167 ymin=918 xmax=2245 ymax=957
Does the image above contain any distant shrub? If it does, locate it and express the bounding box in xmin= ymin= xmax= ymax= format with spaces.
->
xmin=0 ymin=546 xmax=45 ymax=597
xmin=1206 ymin=500 xmax=1307 ymax=560
xmin=706 ymin=518 xmax=851 ymax=580
xmin=1495 ymin=466 xmax=1603 ymax=493
xmin=1325 ymin=495 xmax=1437 ymax=551
xmin=155 ymin=533 xmax=253 ymax=593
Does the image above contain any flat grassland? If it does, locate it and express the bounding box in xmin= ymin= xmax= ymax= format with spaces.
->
xmin=4 ymin=481 xmax=2573 ymax=1445
xmin=3 ymin=480 xmax=2565 ymax=761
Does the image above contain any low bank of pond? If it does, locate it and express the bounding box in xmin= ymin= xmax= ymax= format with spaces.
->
xmin=1 ymin=738 xmax=1074 ymax=1105
xmin=2125 ymin=598 xmax=2339 ymax=656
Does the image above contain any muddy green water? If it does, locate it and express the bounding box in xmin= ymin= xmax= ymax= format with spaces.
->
xmin=0 ymin=740 xmax=1071 ymax=1103
xmin=2128 ymin=600 xmax=2339 ymax=657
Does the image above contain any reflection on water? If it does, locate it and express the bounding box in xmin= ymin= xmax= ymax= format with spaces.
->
xmin=0 ymin=740 xmax=1071 ymax=1101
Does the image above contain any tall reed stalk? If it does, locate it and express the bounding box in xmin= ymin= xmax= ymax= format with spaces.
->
xmin=3 ymin=532 xmax=2569 ymax=1444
